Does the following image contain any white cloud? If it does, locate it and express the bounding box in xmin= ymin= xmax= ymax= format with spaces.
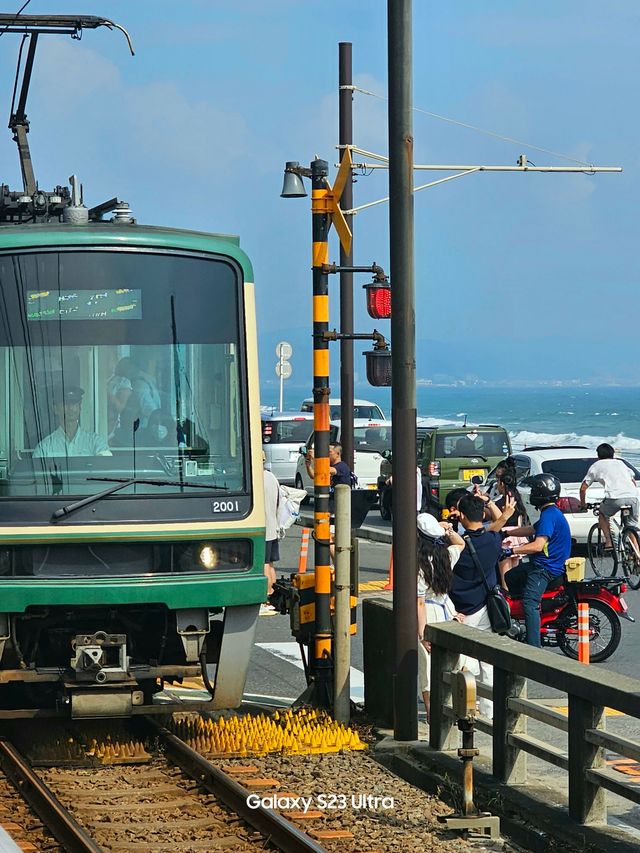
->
xmin=30 ymin=40 xmax=252 ymax=188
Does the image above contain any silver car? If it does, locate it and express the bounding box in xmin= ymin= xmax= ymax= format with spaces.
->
xmin=261 ymin=412 xmax=314 ymax=485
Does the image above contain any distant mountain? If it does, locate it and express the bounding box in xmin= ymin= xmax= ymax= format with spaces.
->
xmin=257 ymin=327 xmax=638 ymax=394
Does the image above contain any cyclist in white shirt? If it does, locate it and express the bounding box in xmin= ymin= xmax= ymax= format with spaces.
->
xmin=580 ymin=443 xmax=639 ymax=549
xmin=33 ymin=386 xmax=111 ymax=458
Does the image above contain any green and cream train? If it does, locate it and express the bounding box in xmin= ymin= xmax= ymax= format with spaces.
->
xmin=0 ymin=207 xmax=266 ymax=716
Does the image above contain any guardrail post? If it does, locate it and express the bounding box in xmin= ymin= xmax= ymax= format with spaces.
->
xmin=492 ymin=666 xmax=527 ymax=784
xmin=568 ymin=695 xmax=606 ymax=824
xmin=429 ymin=644 xmax=459 ymax=750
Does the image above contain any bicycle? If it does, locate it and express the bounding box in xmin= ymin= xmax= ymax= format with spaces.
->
xmin=585 ymin=502 xmax=640 ymax=590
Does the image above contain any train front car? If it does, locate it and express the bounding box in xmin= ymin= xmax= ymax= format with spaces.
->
xmin=0 ymin=223 xmax=265 ymax=717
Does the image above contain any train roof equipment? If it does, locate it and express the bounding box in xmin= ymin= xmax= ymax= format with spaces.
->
xmin=0 ymin=13 xmax=134 ymax=225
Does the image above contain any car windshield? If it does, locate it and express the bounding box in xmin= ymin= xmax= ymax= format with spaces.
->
xmin=354 ymin=426 xmax=391 ymax=453
xmin=325 ymin=425 xmax=391 ymax=453
xmin=262 ymin=419 xmax=312 ymax=444
xmin=542 ymin=456 xmax=640 ymax=483
xmin=435 ymin=430 xmax=510 ymax=459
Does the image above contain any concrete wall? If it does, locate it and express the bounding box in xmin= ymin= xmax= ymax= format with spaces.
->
xmin=362 ymin=596 xmax=395 ymax=727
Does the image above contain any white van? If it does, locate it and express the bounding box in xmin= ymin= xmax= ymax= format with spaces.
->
xmin=294 ymin=419 xmax=392 ymax=496
xmin=261 ymin=412 xmax=314 ymax=485
xmin=300 ymin=397 xmax=385 ymax=421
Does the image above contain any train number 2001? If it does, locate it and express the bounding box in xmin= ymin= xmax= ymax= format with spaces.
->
xmin=211 ymin=500 xmax=240 ymax=513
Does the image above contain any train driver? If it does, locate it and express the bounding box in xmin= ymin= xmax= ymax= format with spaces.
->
xmin=33 ymin=385 xmax=112 ymax=458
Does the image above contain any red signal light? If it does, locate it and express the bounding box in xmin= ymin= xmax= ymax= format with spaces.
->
xmin=364 ymin=281 xmax=391 ymax=319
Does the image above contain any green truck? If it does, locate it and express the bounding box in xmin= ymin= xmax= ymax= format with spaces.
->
xmin=377 ymin=423 xmax=512 ymax=519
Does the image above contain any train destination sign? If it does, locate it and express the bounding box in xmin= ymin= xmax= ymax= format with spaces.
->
xmin=27 ymin=288 xmax=143 ymax=321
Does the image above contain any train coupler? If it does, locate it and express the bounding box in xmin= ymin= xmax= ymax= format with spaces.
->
xmin=70 ymin=631 xmax=129 ymax=684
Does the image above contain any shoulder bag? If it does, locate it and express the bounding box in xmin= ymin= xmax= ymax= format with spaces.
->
xmin=464 ymin=534 xmax=512 ymax=634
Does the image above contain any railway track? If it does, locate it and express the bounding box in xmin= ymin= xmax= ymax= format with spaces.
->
xmin=0 ymin=721 xmax=328 ymax=853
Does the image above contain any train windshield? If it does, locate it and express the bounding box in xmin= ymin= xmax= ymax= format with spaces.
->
xmin=0 ymin=249 xmax=249 ymax=499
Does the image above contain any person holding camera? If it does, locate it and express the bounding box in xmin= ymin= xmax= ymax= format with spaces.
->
xmin=305 ymin=443 xmax=354 ymax=489
xmin=448 ymin=493 xmax=506 ymax=719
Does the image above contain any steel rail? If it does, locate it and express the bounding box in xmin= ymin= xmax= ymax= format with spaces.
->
xmin=147 ymin=717 xmax=327 ymax=853
xmin=0 ymin=737 xmax=104 ymax=853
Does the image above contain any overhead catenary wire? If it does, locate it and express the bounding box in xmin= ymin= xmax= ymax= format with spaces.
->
xmin=342 ymin=83 xmax=595 ymax=168
xmin=0 ymin=0 xmax=33 ymax=38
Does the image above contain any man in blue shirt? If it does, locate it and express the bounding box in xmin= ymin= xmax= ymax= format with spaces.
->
xmin=505 ymin=474 xmax=571 ymax=647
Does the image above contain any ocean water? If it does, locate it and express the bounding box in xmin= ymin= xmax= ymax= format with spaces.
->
xmin=413 ymin=386 xmax=640 ymax=464
xmin=267 ymin=385 xmax=640 ymax=463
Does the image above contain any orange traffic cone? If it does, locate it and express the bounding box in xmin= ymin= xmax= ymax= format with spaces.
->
xmin=298 ymin=527 xmax=311 ymax=573
xmin=578 ymin=602 xmax=590 ymax=664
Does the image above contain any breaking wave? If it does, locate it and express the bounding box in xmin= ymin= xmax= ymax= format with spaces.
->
xmin=510 ymin=430 xmax=640 ymax=455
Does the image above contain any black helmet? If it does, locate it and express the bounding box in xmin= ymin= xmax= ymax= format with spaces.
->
xmin=529 ymin=473 xmax=561 ymax=507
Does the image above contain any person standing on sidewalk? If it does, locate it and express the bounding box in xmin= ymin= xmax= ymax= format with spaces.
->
xmin=262 ymin=452 xmax=280 ymax=615
xmin=449 ymin=493 xmax=503 ymax=719
xmin=305 ymin=443 xmax=355 ymax=562
xmin=416 ymin=512 xmax=466 ymax=721
xmin=305 ymin=443 xmax=355 ymax=489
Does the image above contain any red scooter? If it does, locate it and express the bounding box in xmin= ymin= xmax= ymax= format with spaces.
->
xmin=506 ymin=575 xmax=633 ymax=662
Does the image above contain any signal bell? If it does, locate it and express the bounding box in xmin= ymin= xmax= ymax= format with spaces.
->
xmin=363 ymin=280 xmax=391 ymax=319
xmin=364 ymin=346 xmax=392 ymax=387
xmin=281 ymin=162 xmax=307 ymax=198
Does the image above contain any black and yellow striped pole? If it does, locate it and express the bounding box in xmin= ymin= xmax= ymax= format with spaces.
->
xmin=310 ymin=157 xmax=333 ymax=706
xmin=281 ymin=153 xmax=352 ymax=708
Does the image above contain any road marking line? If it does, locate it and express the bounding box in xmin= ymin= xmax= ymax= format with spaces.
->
xmin=608 ymin=758 xmax=640 ymax=778
xmin=551 ymin=706 xmax=625 ymax=717
xmin=359 ymin=580 xmax=389 ymax=591
xmin=256 ymin=641 xmax=365 ymax=702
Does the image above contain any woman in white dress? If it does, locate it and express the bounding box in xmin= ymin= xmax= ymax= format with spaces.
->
xmin=416 ymin=512 xmax=466 ymax=722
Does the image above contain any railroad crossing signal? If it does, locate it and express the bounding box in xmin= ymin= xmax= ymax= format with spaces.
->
xmin=275 ymin=341 xmax=292 ymax=411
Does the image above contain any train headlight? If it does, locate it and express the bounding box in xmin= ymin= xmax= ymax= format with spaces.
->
xmin=198 ymin=543 xmax=218 ymax=570
xmin=179 ymin=540 xmax=252 ymax=573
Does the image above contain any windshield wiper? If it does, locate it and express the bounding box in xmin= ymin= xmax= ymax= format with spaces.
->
xmin=51 ymin=476 xmax=228 ymax=522
xmin=456 ymin=454 xmax=488 ymax=462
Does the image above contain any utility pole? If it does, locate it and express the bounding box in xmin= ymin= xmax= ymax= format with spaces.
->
xmin=339 ymin=42 xmax=355 ymax=470
xmin=388 ymin=0 xmax=418 ymax=741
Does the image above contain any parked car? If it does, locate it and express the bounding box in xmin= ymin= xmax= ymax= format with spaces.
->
xmin=486 ymin=446 xmax=640 ymax=545
xmin=378 ymin=423 xmax=511 ymax=520
xmin=295 ymin=420 xmax=392 ymax=496
xmin=261 ymin=412 xmax=314 ymax=485
xmin=299 ymin=397 xmax=385 ymax=421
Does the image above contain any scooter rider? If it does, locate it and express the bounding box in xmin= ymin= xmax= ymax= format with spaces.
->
xmin=503 ymin=474 xmax=571 ymax=648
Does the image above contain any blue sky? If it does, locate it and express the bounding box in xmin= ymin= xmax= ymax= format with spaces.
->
xmin=0 ymin=1 xmax=637 ymax=393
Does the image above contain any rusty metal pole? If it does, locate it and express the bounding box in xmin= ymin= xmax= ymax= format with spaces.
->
xmin=388 ymin=0 xmax=418 ymax=741
xmin=339 ymin=42 xmax=354 ymax=471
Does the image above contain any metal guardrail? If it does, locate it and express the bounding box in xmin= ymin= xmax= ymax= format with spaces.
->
xmin=425 ymin=621 xmax=640 ymax=826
